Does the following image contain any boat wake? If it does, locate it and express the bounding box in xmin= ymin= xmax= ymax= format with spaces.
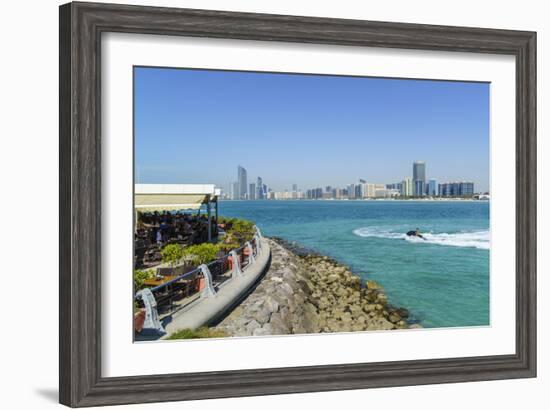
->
xmin=352 ymin=227 xmax=490 ymax=250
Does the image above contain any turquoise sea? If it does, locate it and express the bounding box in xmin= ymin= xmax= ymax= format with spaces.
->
xmin=218 ymin=200 xmax=490 ymax=328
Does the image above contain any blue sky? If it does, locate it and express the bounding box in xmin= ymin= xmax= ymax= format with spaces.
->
xmin=134 ymin=67 xmax=490 ymax=193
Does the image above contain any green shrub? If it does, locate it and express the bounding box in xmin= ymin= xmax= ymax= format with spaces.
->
xmin=221 ymin=217 xmax=255 ymax=248
xmin=218 ymin=241 xmax=239 ymax=253
xmin=161 ymin=243 xmax=184 ymax=264
xmin=183 ymin=243 xmax=221 ymax=265
xmin=134 ymin=269 xmax=155 ymax=290
xmin=230 ymin=219 xmax=255 ymax=237
xmin=217 ymin=216 xmax=235 ymax=225
xmin=167 ymin=327 xmax=228 ymax=340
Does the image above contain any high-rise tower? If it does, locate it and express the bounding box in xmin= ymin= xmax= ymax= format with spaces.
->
xmin=238 ymin=165 xmax=248 ymax=199
xmin=413 ymin=161 xmax=426 ymax=196
xmin=256 ymin=177 xmax=264 ymax=199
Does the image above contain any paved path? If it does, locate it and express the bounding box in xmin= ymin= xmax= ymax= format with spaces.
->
xmin=160 ymin=238 xmax=271 ymax=338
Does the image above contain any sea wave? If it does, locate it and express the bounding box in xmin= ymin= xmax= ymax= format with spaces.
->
xmin=352 ymin=227 xmax=490 ymax=250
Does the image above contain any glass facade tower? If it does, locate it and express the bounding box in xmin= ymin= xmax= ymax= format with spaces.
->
xmin=256 ymin=177 xmax=264 ymax=199
xmin=238 ymin=165 xmax=247 ymax=199
xmin=428 ymin=179 xmax=437 ymax=196
xmin=413 ymin=161 xmax=426 ymax=196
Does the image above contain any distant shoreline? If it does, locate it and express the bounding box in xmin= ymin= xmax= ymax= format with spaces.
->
xmin=220 ymin=198 xmax=489 ymax=202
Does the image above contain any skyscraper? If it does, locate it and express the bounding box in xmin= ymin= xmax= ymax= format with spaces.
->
xmin=237 ymin=165 xmax=247 ymax=200
xmin=413 ymin=161 xmax=426 ymax=196
xmin=231 ymin=182 xmax=239 ymax=200
xmin=256 ymin=177 xmax=264 ymax=199
xmin=292 ymin=184 xmax=298 ymax=192
xmin=401 ymin=177 xmax=413 ymax=197
xmin=428 ymin=179 xmax=437 ymax=196
xmin=249 ymin=183 xmax=256 ymax=200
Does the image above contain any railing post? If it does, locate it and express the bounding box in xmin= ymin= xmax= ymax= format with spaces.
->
xmin=207 ymin=201 xmax=212 ymax=243
xmin=199 ymin=264 xmax=217 ymax=298
xmin=230 ymin=250 xmax=243 ymax=277
xmin=246 ymin=241 xmax=255 ymax=264
xmin=254 ymin=225 xmax=263 ymax=238
xmin=135 ymin=288 xmax=165 ymax=335
xmin=254 ymin=233 xmax=262 ymax=251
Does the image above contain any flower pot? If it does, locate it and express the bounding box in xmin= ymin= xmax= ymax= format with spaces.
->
xmin=134 ymin=309 xmax=146 ymax=333
xmin=197 ymin=277 xmax=206 ymax=291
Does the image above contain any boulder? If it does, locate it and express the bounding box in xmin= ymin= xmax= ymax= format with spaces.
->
xmin=366 ymin=280 xmax=381 ymax=290
xmin=396 ymin=320 xmax=408 ymax=328
xmin=269 ymin=313 xmax=291 ymax=334
xmin=395 ymin=307 xmax=409 ymax=319
xmin=325 ymin=274 xmax=340 ymax=284
xmin=264 ymin=296 xmax=280 ymax=314
xmin=252 ymin=326 xmax=271 ymax=336
xmin=388 ymin=312 xmax=402 ymax=323
xmin=349 ymin=304 xmax=364 ymax=318
xmin=363 ymin=304 xmax=377 ymax=313
xmin=341 ymin=312 xmax=353 ymax=323
xmin=376 ymin=293 xmax=388 ymax=304
xmin=250 ymin=305 xmax=272 ymax=324
xmin=367 ymin=317 xmax=395 ymax=331
xmin=363 ymin=290 xmax=379 ymax=303
xmin=348 ymin=276 xmax=361 ymax=289
xmin=332 ymin=308 xmax=346 ymax=320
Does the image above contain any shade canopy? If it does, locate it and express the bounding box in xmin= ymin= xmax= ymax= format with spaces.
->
xmin=135 ymin=184 xmax=219 ymax=212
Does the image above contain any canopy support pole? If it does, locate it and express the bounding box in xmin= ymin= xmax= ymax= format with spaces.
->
xmin=215 ymin=200 xmax=219 ymax=238
xmin=207 ymin=201 xmax=212 ymax=243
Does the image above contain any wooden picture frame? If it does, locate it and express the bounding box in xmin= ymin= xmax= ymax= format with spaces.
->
xmin=59 ymin=1 xmax=536 ymax=407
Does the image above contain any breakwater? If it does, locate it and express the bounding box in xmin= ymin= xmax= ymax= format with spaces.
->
xmin=215 ymin=238 xmax=419 ymax=336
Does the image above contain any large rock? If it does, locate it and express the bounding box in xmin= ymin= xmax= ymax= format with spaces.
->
xmin=367 ymin=317 xmax=395 ymax=331
xmin=269 ymin=312 xmax=291 ymax=334
xmin=388 ymin=312 xmax=402 ymax=324
xmin=253 ymin=326 xmax=271 ymax=336
xmin=325 ymin=274 xmax=340 ymax=284
xmin=244 ymin=319 xmax=261 ymax=334
xmin=395 ymin=307 xmax=409 ymax=319
xmin=249 ymin=305 xmax=272 ymax=324
xmin=376 ymin=293 xmax=388 ymax=304
xmin=264 ymin=296 xmax=280 ymax=314
xmin=366 ymin=280 xmax=381 ymax=290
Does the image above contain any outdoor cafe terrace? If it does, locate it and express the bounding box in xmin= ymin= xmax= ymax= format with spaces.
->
xmin=134 ymin=212 xmax=217 ymax=269
xmin=134 ymin=183 xmax=220 ymax=269
xmin=133 ymin=184 xmax=271 ymax=340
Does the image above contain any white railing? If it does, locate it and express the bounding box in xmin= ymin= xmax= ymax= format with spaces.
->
xmin=135 ymin=226 xmax=264 ymax=335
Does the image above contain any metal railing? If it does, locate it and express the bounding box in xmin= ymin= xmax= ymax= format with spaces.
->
xmin=135 ymin=227 xmax=263 ymax=323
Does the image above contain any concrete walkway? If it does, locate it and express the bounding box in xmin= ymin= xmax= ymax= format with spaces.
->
xmin=160 ymin=238 xmax=271 ymax=338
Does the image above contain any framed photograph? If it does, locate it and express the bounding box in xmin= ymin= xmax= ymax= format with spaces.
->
xmin=59 ymin=1 xmax=536 ymax=407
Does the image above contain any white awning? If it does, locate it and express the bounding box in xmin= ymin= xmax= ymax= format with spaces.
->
xmin=135 ymin=184 xmax=217 ymax=212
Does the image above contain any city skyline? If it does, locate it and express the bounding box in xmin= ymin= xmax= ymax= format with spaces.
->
xmin=134 ymin=67 xmax=490 ymax=192
xmin=228 ymin=161 xmax=479 ymax=200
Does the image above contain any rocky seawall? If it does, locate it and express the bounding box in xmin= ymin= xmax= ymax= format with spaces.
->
xmin=214 ymin=238 xmax=420 ymax=336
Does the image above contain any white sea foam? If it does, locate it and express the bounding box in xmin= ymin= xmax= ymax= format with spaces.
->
xmin=352 ymin=227 xmax=490 ymax=250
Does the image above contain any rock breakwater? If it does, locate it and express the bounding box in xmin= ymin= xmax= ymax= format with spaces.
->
xmin=215 ymin=238 xmax=419 ymax=336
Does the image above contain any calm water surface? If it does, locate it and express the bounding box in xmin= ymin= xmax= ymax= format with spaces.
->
xmin=218 ymin=200 xmax=490 ymax=328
